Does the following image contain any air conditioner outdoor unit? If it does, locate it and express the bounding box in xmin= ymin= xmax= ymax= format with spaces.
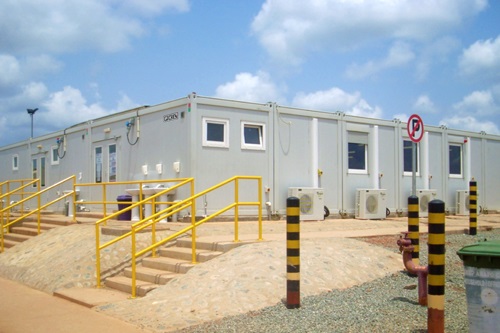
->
xmin=287 ymin=187 xmax=325 ymax=221
xmin=456 ymin=190 xmax=470 ymax=215
xmin=416 ymin=189 xmax=437 ymax=218
xmin=355 ymin=189 xmax=387 ymax=220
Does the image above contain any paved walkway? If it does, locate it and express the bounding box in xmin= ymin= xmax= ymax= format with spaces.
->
xmin=0 ymin=214 xmax=499 ymax=332
xmin=0 ymin=276 xmax=152 ymax=333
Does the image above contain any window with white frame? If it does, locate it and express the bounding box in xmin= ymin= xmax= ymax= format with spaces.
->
xmin=348 ymin=131 xmax=368 ymax=174
xmin=202 ymin=117 xmax=229 ymax=148
xmin=449 ymin=144 xmax=463 ymax=177
xmin=403 ymin=140 xmax=419 ymax=175
xmin=241 ymin=122 xmax=265 ymax=150
xmin=51 ymin=146 xmax=59 ymax=165
xmin=12 ymin=154 xmax=19 ymax=171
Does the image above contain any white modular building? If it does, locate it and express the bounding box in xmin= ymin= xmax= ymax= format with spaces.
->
xmin=1 ymin=93 xmax=499 ymax=219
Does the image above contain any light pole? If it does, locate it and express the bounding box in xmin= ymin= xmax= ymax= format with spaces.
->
xmin=27 ymin=108 xmax=38 ymax=138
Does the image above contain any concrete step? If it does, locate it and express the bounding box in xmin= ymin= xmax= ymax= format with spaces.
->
xmin=2 ymin=239 xmax=20 ymax=249
xmin=142 ymin=256 xmax=195 ymax=274
xmin=21 ymin=222 xmax=60 ymax=231
xmin=9 ymin=226 xmax=40 ymax=236
xmin=21 ymin=216 xmax=72 ymax=226
xmin=176 ymin=238 xmax=256 ymax=252
xmin=54 ymin=287 xmax=131 ymax=308
xmin=105 ymin=275 xmax=158 ymax=297
xmin=159 ymin=246 xmax=223 ymax=263
xmin=124 ymin=266 xmax=181 ymax=284
xmin=3 ymin=233 xmax=32 ymax=243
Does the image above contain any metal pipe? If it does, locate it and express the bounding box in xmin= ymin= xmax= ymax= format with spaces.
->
xmin=397 ymin=234 xmax=428 ymax=306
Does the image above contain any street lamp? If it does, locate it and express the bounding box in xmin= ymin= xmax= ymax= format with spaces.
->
xmin=27 ymin=108 xmax=38 ymax=138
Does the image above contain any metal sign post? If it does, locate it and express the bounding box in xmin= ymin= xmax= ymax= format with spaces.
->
xmin=407 ymin=114 xmax=424 ymax=196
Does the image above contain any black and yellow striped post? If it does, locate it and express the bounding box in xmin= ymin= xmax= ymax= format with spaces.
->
xmin=408 ymin=195 xmax=420 ymax=266
xmin=469 ymin=180 xmax=477 ymax=236
xmin=286 ymin=196 xmax=300 ymax=309
xmin=428 ymin=200 xmax=445 ymax=333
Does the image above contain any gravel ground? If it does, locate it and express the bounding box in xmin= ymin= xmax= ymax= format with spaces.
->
xmin=177 ymin=229 xmax=500 ymax=333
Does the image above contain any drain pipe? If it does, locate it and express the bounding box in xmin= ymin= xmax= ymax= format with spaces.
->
xmin=397 ymin=232 xmax=428 ymax=306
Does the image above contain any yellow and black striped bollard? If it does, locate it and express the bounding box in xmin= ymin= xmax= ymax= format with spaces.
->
xmin=428 ymin=200 xmax=445 ymax=333
xmin=469 ymin=181 xmax=477 ymax=236
xmin=286 ymin=197 xmax=300 ymax=309
xmin=408 ymin=195 xmax=420 ymax=266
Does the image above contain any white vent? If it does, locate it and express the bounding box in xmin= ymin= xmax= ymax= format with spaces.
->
xmin=288 ymin=187 xmax=325 ymax=221
xmin=355 ymin=189 xmax=387 ymax=220
xmin=417 ymin=189 xmax=437 ymax=217
xmin=456 ymin=190 xmax=470 ymax=215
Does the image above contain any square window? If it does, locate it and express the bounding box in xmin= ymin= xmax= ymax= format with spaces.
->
xmin=348 ymin=131 xmax=368 ymax=174
xmin=348 ymin=142 xmax=367 ymax=172
xmin=51 ymin=146 xmax=59 ymax=165
xmin=403 ymin=140 xmax=419 ymax=174
xmin=12 ymin=154 xmax=19 ymax=171
xmin=449 ymin=144 xmax=462 ymax=177
xmin=203 ymin=118 xmax=229 ymax=148
xmin=241 ymin=122 xmax=265 ymax=150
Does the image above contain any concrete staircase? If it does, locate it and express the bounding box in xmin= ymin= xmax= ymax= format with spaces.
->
xmin=104 ymin=237 xmax=252 ymax=297
xmin=2 ymin=213 xmax=72 ymax=249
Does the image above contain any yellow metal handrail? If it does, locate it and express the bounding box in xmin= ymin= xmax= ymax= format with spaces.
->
xmin=127 ymin=175 xmax=262 ymax=298
xmin=77 ymin=178 xmax=190 ymax=220
xmin=94 ymin=178 xmax=195 ymax=288
xmin=0 ymin=179 xmax=40 ymax=226
xmin=0 ymin=176 xmax=76 ymax=252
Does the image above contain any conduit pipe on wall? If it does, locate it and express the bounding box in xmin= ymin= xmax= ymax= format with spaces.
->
xmin=311 ymin=118 xmax=319 ymax=188
xmin=465 ymin=136 xmax=471 ymax=182
xmin=370 ymin=126 xmax=379 ymax=189
xmin=397 ymin=233 xmax=428 ymax=306
xmin=422 ymin=132 xmax=429 ymax=190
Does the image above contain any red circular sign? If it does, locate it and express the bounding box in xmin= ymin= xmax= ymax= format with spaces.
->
xmin=407 ymin=114 xmax=424 ymax=143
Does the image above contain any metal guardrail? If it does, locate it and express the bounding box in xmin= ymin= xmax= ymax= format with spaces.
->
xmin=94 ymin=175 xmax=263 ymax=298
xmin=0 ymin=176 xmax=76 ymax=252
xmin=94 ymin=177 xmax=195 ymax=288
xmin=77 ymin=178 xmax=191 ymax=220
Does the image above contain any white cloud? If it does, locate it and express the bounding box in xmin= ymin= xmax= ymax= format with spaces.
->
xmin=215 ymin=71 xmax=284 ymax=103
xmin=40 ymin=86 xmax=114 ymax=129
xmin=413 ymin=95 xmax=438 ymax=114
xmin=252 ymin=0 xmax=487 ymax=64
xmin=0 ymin=54 xmax=62 ymax=91
xmin=453 ymin=89 xmax=499 ymax=116
xmin=292 ymin=87 xmax=382 ymax=119
xmin=459 ymin=35 xmax=500 ymax=78
xmin=346 ymin=42 xmax=415 ymax=79
xmin=0 ymin=0 xmax=189 ymax=54
xmin=0 ymin=55 xmax=21 ymax=87
xmin=440 ymin=116 xmax=500 ymax=135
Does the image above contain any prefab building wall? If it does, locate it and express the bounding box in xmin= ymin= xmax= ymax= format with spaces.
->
xmin=1 ymin=94 xmax=499 ymax=217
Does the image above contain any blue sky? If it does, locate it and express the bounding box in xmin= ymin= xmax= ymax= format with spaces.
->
xmin=1 ymin=0 xmax=500 ymax=146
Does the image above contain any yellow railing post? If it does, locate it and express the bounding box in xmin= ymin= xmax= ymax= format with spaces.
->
xmin=102 ymin=183 xmax=107 ymax=219
xmin=151 ymin=197 xmax=157 ymax=258
xmin=234 ymin=178 xmax=239 ymax=242
xmin=191 ymin=179 xmax=197 ymax=264
xmin=37 ymin=186 xmax=41 ymax=234
xmin=131 ymin=228 xmax=137 ymax=298
xmin=72 ymin=178 xmax=77 ymax=223
xmin=95 ymin=223 xmax=101 ymax=288
xmin=258 ymin=177 xmax=263 ymax=241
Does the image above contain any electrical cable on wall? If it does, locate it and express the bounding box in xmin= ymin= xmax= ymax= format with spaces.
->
xmin=126 ymin=116 xmax=140 ymax=145
xmin=56 ymin=130 xmax=67 ymax=159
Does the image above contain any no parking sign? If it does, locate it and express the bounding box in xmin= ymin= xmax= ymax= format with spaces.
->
xmin=407 ymin=114 xmax=424 ymax=143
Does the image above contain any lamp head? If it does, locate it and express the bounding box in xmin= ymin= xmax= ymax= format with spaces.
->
xmin=27 ymin=108 xmax=38 ymax=115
